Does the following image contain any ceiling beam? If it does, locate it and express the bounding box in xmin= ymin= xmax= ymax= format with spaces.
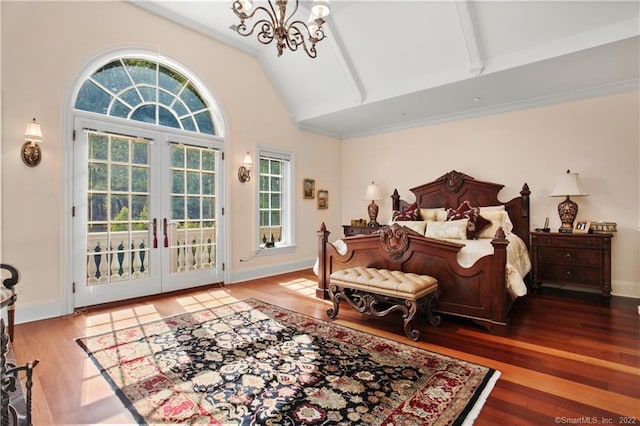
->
xmin=455 ymin=0 xmax=485 ymax=76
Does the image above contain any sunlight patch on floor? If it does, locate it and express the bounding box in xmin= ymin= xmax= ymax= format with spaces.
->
xmin=278 ymin=277 xmax=317 ymax=297
xmin=176 ymin=288 xmax=239 ymax=311
xmin=84 ymin=304 xmax=162 ymax=335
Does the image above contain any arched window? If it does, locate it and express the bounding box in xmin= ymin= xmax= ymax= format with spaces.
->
xmin=75 ymin=58 xmax=217 ymax=135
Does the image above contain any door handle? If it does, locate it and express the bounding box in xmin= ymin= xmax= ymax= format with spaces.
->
xmin=153 ymin=218 xmax=158 ymax=248
xmin=163 ymin=218 xmax=169 ymax=248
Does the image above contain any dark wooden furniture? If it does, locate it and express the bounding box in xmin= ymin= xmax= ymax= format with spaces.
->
xmin=530 ymin=232 xmax=613 ymax=302
xmin=342 ymin=224 xmax=381 ymax=237
xmin=317 ymin=170 xmax=531 ymax=334
xmin=1 ymin=263 xmax=39 ymax=426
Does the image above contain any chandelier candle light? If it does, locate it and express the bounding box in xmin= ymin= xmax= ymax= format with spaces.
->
xmin=230 ymin=0 xmax=331 ymax=58
xmin=550 ymin=169 xmax=588 ymax=233
xmin=365 ymin=182 xmax=382 ymax=227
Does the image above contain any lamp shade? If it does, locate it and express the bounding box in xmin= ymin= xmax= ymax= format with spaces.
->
xmin=311 ymin=0 xmax=331 ymax=18
xmin=24 ymin=118 xmax=43 ymax=142
xmin=550 ymin=170 xmax=588 ymax=197
xmin=364 ymin=182 xmax=382 ymax=201
xmin=242 ymin=152 xmax=253 ymax=169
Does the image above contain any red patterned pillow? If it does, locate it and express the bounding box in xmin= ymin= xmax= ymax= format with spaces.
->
xmin=392 ymin=202 xmax=421 ymax=221
xmin=446 ymin=201 xmax=491 ymax=239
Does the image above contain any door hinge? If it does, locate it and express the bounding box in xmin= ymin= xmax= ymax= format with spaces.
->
xmin=72 ymin=206 xmax=76 ymax=217
xmin=222 ymin=262 xmax=225 ymax=271
xmin=222 ymin=207 xmax=225 ymax=216
xmin=221 ymin=151 xmax=224 ymax=161
xmin=73 ymin=129 xmax=76 ymax=141
xmin=72 ymin=282 xmax=76 ymax=293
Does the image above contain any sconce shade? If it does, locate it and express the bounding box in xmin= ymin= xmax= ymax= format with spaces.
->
xmin=24 ymin=118 xmax=43 ymax=143
xmin=550 ymin=170 xmax=588 ymax=233
xmin=242 ymin=153 xmax=253 ymax=169
xmin=22 ymin=118 xmax=43 ymax=167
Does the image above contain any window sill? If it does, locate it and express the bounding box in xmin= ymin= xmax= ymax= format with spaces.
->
xmin=257 ymin=245 xmax=296 ymax=256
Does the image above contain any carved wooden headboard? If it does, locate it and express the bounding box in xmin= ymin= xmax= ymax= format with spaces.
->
xmin=391 ymin=170 xmax=531 ymax=246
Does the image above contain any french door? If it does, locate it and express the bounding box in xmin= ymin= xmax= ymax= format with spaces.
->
xmin=72 ymin=117 xmax=224 ymax=307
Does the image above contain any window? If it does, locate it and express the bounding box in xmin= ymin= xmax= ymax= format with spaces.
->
xmin=258 ymin=148 xmax=294 ymax=249
xmin=75 ymin=58 xmax=217 ymax=136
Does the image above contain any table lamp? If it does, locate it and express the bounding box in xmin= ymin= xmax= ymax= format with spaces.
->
xmin=364 ymin=182 xmax=382 ymax=227
xmin=550 ymin=169 xmax=588 ymax=233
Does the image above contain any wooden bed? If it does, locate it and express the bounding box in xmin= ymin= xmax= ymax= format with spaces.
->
xmin=316 ymin=170 xmax=531 ymax=334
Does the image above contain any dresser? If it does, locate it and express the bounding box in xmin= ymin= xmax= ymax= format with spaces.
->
xmin=530 ymin=232 xmax=613 ymax=302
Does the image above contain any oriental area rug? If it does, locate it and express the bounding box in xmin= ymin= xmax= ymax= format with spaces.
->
xmin=76 ymin=298 xmax=499 ymax=425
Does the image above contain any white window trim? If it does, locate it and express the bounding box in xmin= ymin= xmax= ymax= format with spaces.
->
xmin=254 ymin=146 xmax=296 ymax=254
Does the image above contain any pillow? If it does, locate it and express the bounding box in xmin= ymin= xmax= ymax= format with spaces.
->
xmin=478 ymin=210 xmax=514 ymax=238
xmin=436 ymin=210 xmax=449 ymax=221
xmin=393 ymin=220 xmax=428 ymax=235
xmin=425 ymin=218 xmax=468 ymax=240
xmin=479 ymin=205 xmax=505 ymax=213
xmin=419 ymin=208 xmax=445 ymax=221
xmin=446 ymin=201 xmax=491 ymax=239
xmin=392 ymin=202 xmax=420 ymax=221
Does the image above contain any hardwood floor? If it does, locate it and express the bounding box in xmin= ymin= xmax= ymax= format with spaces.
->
xmin=11 ymin=269 xmax=640 ymax=425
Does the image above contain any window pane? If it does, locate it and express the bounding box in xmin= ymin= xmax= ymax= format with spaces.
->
xmin=132 ymin=141 xmax=148 ymax=165
xmin=270 ymin=211 xmax=281 ymax=226
xmin=202 ymin=173 xmax=215 ymax=194
xmin=186 ymin=148 xmax=200 ymax=169
xmin=171 ymin=145 xmax=184 ymax=167
xmin=194 ymin=111 xmax=214 ymax=135
xmin=187 ymin=197 xmax=200 ymax=219
xmin=124 ymin=59 xmax=157 ymax=86
xmin=187 ymin=172 xmax=200 ymax=194
xmin=259 ymin=193 xmax=269 ymax=209
xmin=172 ymin=170 xmax=185 ymax=194
xmin=181 ymin=83 xmax=206 ymax=111
xmin=159 ymin=65 xmax=186 ymax=95
xmin=172 ymin=196 xmax=185 ymax=220
xmin=120 ymin=89 xmax=142 ymax=107
xmin=111 ymin=195 xmax=129 ymax=222
xmin=131 ymin=195 xmax=148 ymax=221
xmin=110 ymin=100 xmax=131 ymax=118
xmin=89 ymin=134 xmax=108 ymax=160
xmin=111 ymin=138 xmax=129 ymax=163
xmin=75 ymin=80 xmax=110 ymax=114
xmin=110 ymin=165 xmax=129 ymax=192
xmin=259 ymin=176 xmax=269 ymax=192
xmin=202 ymin=151 xmax=214 ymax=171
xmin=131 ymin=167 xmax=148 ymax=193
xmin=159 ymin=106 xmax=179 ymax=128
xmin=202 ymin=197 xmax=214 ymax=219
xmin=138 ymin=87 xmax=156 ymax=103
xmin=89 ymin=194 xmax=107 ymax=222
xmin=131 ymin=105 xmax=156 ymax=124
xmin=181 ymin=117 xmax=196 ymax=132
xmin=92 ymin=60 xmax=130 ymax=94
xmin=271 ymin=160 xmax=281 ymax=175
xmin=270 ymin=177 xmax=281 ymax=192
xmin=270 ymin=193 xmax=281 ymax=209
xmin=89 ymin=163 xmax=108 ymax=191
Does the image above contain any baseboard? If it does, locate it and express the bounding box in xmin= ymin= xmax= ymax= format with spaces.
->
xmin=229 ymin=258 xmax=315 ymax=285
xmin=611 ymin=279 xmax=640 ymax=299
xmin=14 ymin=298 xmax=68 ymax=325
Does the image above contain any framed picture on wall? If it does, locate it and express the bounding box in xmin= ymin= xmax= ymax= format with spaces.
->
xmin=303 ymin=178 xmax=315 ymax=199
xmin=317 ymin=189 xmax=328 ymax=209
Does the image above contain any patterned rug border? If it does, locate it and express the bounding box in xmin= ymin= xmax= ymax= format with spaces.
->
xmin=76 ymin=297 xmax=500 ymax=425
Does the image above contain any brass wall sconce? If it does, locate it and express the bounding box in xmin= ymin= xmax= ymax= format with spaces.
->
xmin=22 ymin=118 xmax=43 ymax=167
xmin=238 ymin=152 xmax=253 ymax=183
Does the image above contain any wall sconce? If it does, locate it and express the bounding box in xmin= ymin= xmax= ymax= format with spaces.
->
xmin=238 ymin=152 xmax=253 ymax=183
xmin=22 ymin=118 xmax=43 ymax=167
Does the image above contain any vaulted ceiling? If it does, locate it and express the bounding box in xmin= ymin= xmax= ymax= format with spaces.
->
xmin=133 ymin=1 xmax=640 ymax=139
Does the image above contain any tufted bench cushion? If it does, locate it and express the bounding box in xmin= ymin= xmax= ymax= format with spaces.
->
xmin=327 ymin=266 xmax=440 ymax=341
xmin=330 ymin=267 xmax=437 ymax=301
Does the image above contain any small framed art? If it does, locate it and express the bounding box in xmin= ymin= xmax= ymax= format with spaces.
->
xmin=303 ymin=178 xmax=315 ymax=199
xmin=317 ymin=189 xmax=328 ymax=209
xmin=573 ymin=220 xmax=590 ymax=234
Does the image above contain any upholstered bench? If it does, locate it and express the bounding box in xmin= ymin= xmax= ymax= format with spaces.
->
xmin=327 ymin=266 xmax=440 ymax=341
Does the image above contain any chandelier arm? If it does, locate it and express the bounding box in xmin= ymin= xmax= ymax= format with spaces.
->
xmin=283 ymin=0 xmax=301 ymax=29
xmin=234 ymin=18 xmax=276 ymax=43
xmin=286 ymin=23 xmax=318 ymax=58
xmin=232 ymin=3 xmax=277 ymax=29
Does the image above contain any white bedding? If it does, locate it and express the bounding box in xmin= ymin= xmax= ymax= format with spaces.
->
xmin=314 ymin=233 xmax=531 ymax=299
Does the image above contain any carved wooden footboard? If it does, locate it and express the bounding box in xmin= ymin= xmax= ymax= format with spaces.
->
xmin=316 ymin=170 xmax=531 ymax=334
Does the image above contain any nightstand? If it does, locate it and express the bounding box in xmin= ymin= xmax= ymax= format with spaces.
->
xmin=530 ymin=232 xmax=613 ymax=303
xmin=342 ymin=225 xmax=382 ymax=237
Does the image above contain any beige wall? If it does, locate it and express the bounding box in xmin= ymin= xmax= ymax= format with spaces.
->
xmin=342 ymin=91 xmax=640 ymax=297
xmin=1 ymin=2 xmax=638 ymax=325
xmin=1 ymin=1 xmax=342 ymax=322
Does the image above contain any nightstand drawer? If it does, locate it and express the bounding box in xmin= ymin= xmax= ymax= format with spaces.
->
xmin=538 ymin=264 xmax=601 ymax=286
xmin=537 ymin=247 xmax=602 ymax=267
xmin=531 ymin=234 xmax=610 ymax=249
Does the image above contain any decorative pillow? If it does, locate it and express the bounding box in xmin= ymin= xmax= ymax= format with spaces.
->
xmin=419 ymin=208 xmax=445 ymax=222
xmin=392 ymin=202 xmax=420 ymax=221
xmin=425 ymin=218 xmax=468 ymax=240
xmin=446 ymin=201 xmax=491 ymax=239
xmin=478 ymin=210 xmax=514 ymax=238
xmin=479 ymin=205 xmax=505 ymax=213
xmin=392 ymin=220 xmax=428 ymax=235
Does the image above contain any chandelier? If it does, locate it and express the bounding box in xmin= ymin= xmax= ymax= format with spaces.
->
xmin=230 ymin=0 xmax=331 ymax=58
